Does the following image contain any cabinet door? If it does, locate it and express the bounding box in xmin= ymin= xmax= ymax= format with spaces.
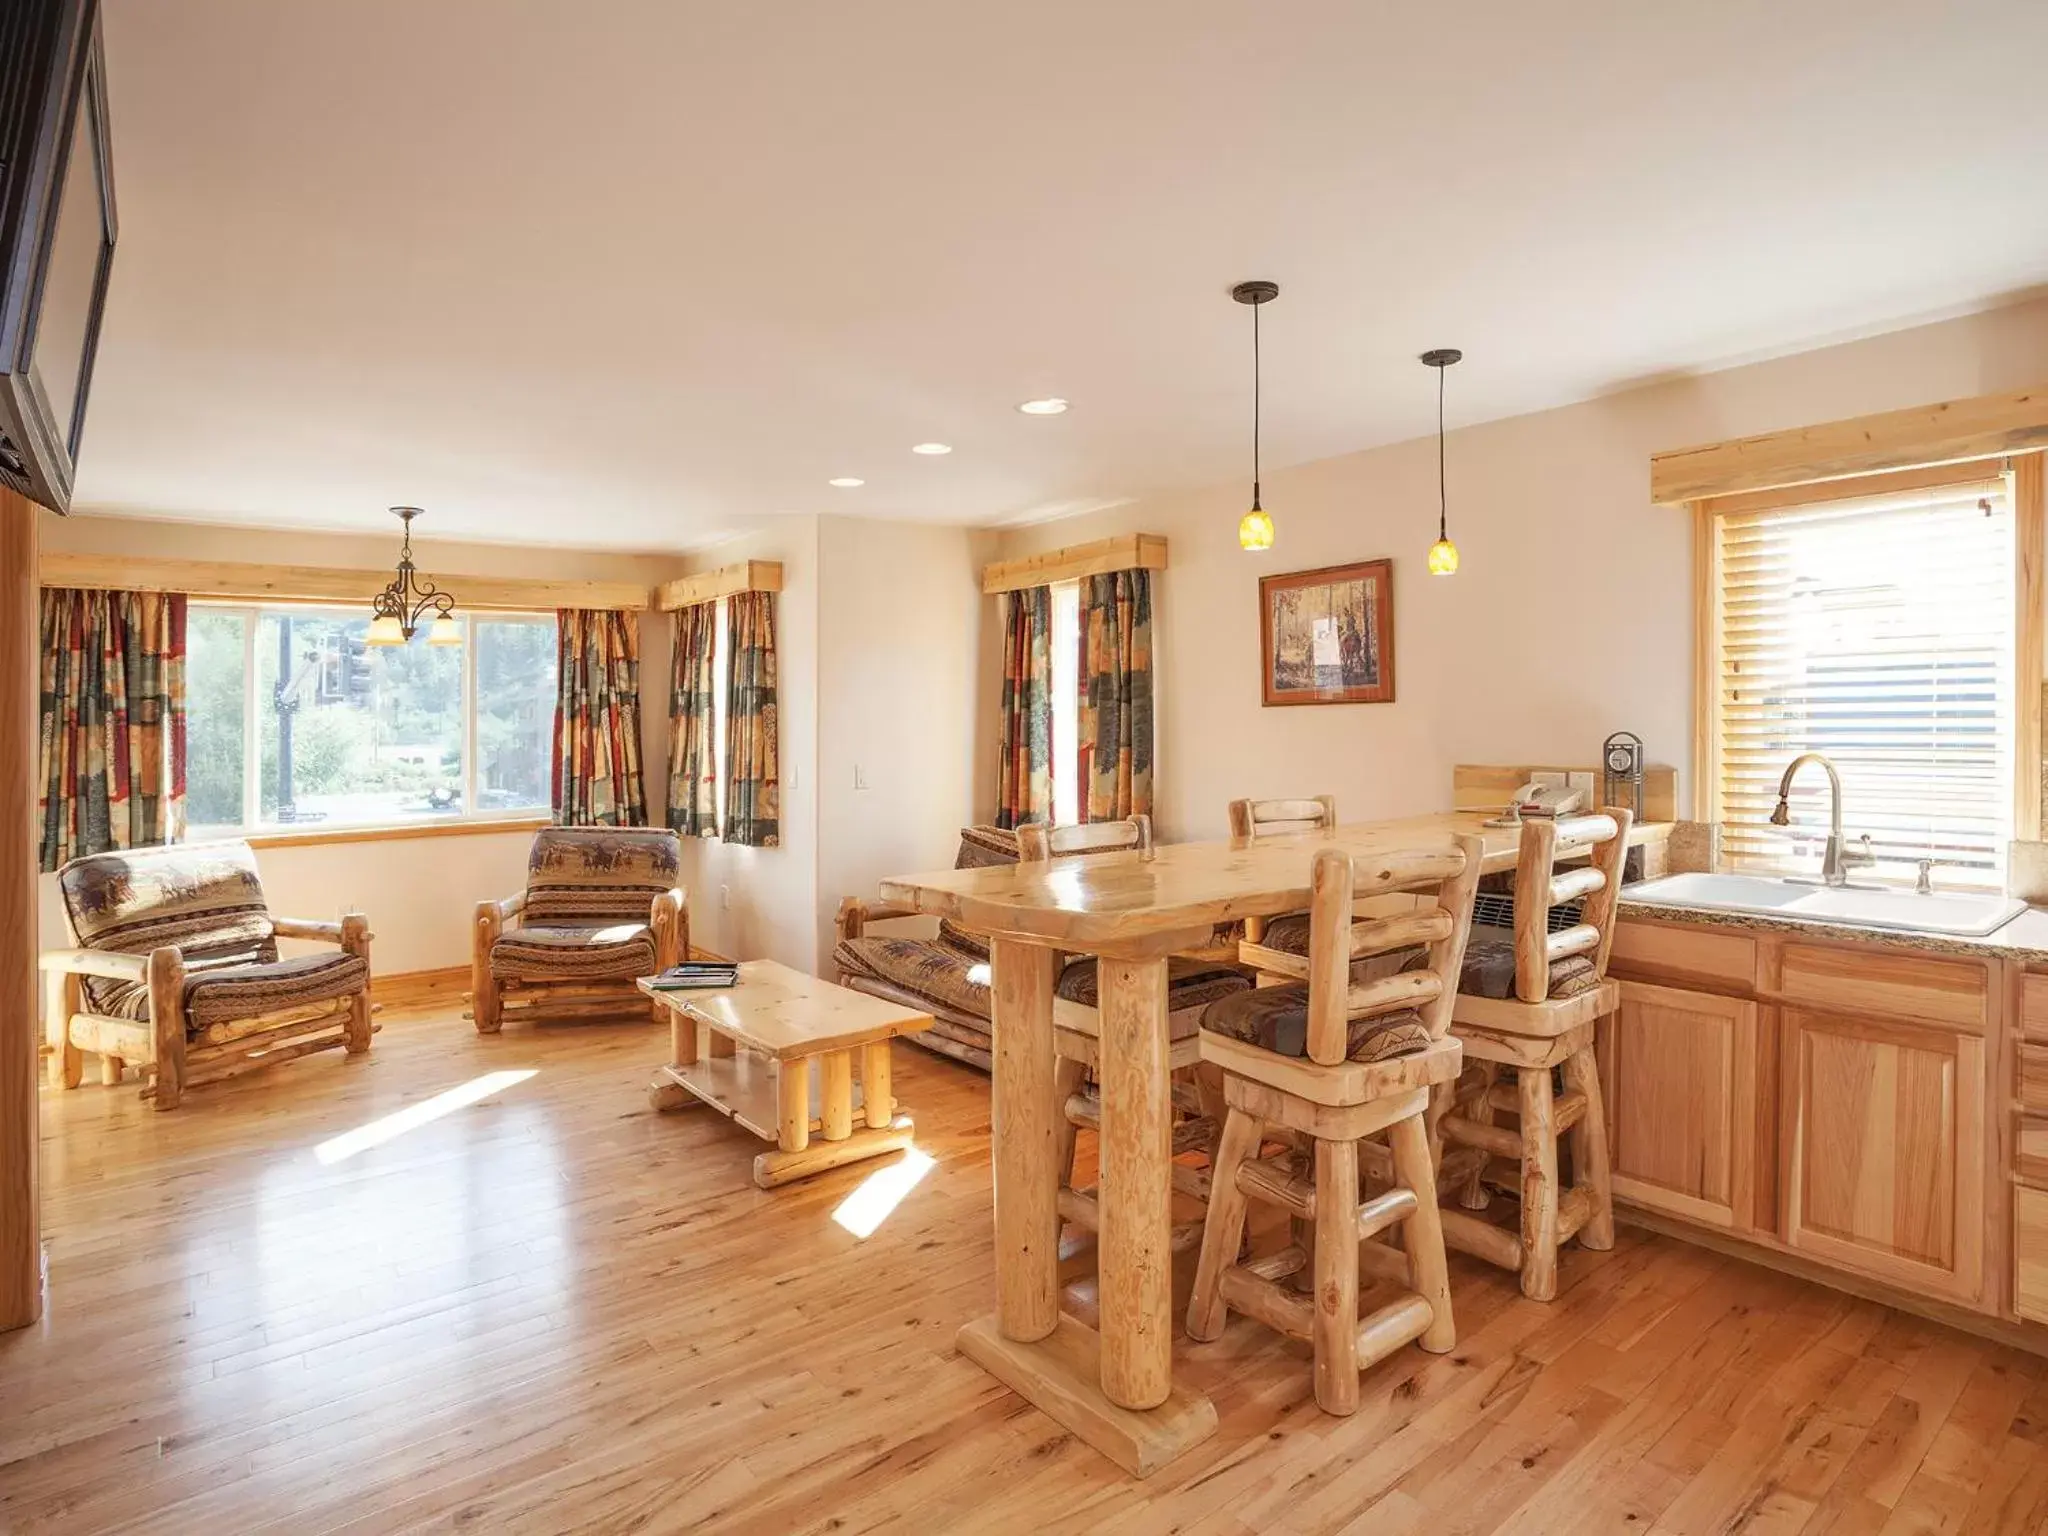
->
xmin=1601 ymin=980 xmax=1760 ymax=1230
xmin=1780 ymin=1009 xmax=1985 ymax=1303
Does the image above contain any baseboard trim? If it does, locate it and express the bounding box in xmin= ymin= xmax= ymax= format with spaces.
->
xmin=1617 ymin=1206 xmax=2048 ymax=1360
xmin=372 ymin=966 xmax=470 ymax=1011
xmin=373 ymin=947 xmax=735 ymax=1014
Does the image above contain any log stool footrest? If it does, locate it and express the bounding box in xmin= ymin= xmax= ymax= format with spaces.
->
xmin=640 ymin=960 xmax=933 ymax=1189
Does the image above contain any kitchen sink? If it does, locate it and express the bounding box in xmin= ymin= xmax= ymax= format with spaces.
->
xmin=1622 ymin=871 xmax=2024 ymax=939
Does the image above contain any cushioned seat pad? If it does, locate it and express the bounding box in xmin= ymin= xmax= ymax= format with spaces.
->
xmin=1201 ymin=984 xmax=1430 ymax=1063
xmin=185 ymin=952 xmax=369 ymax=1027
xmin=1054 ymin=958 xmax=1251 ymax=1016
xmin=1458 ymin=926 xmax=1599 ymax=1001
xmin=87 ymin=951 xmax=370 ymax=1031
xmin=491 ymin=923 xmax=658 ymax=982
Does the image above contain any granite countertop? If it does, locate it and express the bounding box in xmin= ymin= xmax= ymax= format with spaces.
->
xmin=1615 ymin=892 xmax=2048 ymax=963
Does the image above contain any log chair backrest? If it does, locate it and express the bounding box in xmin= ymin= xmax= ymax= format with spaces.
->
xmin=1509 ymin=808 xmax=1633 ymax=1004
xmin=1014 ymin=815 xmax=1154 ymax=865
xmin=1302 ymin=834 xmax=1483 ymax=1067
xmin=1227 ymin=795 xmax=1338 ymax=841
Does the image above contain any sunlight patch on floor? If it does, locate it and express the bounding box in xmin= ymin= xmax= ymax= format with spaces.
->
xmin=831 ymin=1147 xmax=936 ymax=1239
xmin=314 ymin=1069 xmax=538 ymax=1164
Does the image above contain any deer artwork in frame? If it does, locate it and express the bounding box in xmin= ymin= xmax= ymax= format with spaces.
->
xmin=1258 ymin=558 xmax=1395 ymax=706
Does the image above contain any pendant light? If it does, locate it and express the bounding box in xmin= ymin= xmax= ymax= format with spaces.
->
xmin=1421 ymin=347 xmax=1462 ymax=575
xmin=1233 ymin=280 xmax=1279 ymax=551
xmin=366 ymin=507 xmax=462 ymax=646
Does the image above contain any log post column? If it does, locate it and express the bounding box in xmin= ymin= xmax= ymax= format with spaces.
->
xmin=2 ymin=490 xmax=40 ymax=1330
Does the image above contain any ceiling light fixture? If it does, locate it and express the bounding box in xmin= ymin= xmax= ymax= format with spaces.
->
xmin=1232 ymin=280 xmax=1279 ymax=551
xmin=1017 ymin=397 xmax=1069 ymax=416
xmin=911 ymin=442 xmax=953 ymax=455
xmin=828 ymin=476 xmax=865 ymax=488
xmin=366 ymin=507 xmax=460 ymax=646
xmin=1421 ymin=348 xmax=1463 ymax=576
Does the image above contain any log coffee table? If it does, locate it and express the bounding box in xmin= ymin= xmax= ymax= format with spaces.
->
xmin=641 ymin=959 xmax=927 ymax=1188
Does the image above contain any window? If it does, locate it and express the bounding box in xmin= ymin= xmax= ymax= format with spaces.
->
xmin=1708 ymin=473 xmax=2015 ymax=885
xmin=186 ymin=604 xmax=557 ymax=836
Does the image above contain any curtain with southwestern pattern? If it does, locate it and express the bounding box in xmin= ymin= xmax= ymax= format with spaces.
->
xmin=666 ymin=600 xmax=718 ymax=837
xmin=1078 ymin=569 xmax=1153 ymax=822
xmin=38 ymin=588 xmax=188 ymax=873
xmin=723 ymin=589 xmax=779 ymax=847
xmin=995 ymin=586 xmax=1053 ymax=830
xmin=552 ymin=608 xmax=647 ymax=827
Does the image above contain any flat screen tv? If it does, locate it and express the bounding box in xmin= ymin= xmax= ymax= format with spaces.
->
xmin=0 ymin=0 xmax=115 ymax=514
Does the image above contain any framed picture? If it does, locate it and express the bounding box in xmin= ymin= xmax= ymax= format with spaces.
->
xmin=1259 ymin=558 xmax=1395 ymax=706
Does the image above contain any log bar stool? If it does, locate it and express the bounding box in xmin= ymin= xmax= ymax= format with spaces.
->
xmin=1187 ymin=835 xmax=1482 ymax=1416
xmin=1436 ymin=808 xmax=1632 ymax=1301
xmin=1015 ymin=819 xmax=1249 ymax=1254
xmin=1226 ymin=795 xmax=1337 ymax=958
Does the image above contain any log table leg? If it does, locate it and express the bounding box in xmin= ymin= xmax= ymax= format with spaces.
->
xmin=956 ymin=940 xmax=1218 ymax=1478
xmin=1097 ymin=955 xmax=1173 ymax=1411
xmin=777 ymin=1056 xmax=811 ymax=1154
xmin=820 ymin=1051 xmax=854 ymax=1141
xmin=861 ymin=1041 xmax=893 ymax=1130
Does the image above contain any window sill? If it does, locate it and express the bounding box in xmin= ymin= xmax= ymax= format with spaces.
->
xmin=226 ymin=815 xmax=552 ymax=851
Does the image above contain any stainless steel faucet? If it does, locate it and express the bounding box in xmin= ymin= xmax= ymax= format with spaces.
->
xmin=1769 ymin=752 xmax=1875 ymax=888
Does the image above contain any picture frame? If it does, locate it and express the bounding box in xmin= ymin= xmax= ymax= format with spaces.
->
xmin=1258 ymin=558 xmax=1395 ymax=706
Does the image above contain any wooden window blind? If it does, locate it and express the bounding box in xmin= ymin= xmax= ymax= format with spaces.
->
xmin=1712 ymin=473 xmax=2015 ymax=885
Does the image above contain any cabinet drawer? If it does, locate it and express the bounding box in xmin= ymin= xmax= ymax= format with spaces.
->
xmin=2019 ymin=1114 xmax=2048 ymax=1188
xmin=1778 ymin=944 xmax=1987 ymax=1031
xmin=2023 ymin=973 xmax=2048 ymax=1042
xmin=2018 ymin=1187 xmax=2048 ymax=1325
xmin=1609 ymin=921 xmax=1754 ymax=989
xmin=2021 ymin=1045 xmax=2048 ymax=1116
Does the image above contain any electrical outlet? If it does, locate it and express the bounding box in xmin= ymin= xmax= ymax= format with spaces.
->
xmin=720 ymin=884 xmax=732 ymax=911
xmin=853 ymin=764 xmax=869 ymax=791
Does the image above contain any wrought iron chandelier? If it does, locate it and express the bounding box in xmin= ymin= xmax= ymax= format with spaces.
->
xmin=366 ymin=506 xmax=460 ymax=646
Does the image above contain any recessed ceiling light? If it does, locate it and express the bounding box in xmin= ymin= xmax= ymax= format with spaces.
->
xmin=828 ymin=476 xmax=864 ymax=488
xmin=1017 ymin=397 xmax=1069 ymax=415
xmin=911 ymin=442 xmax=953 ymax=455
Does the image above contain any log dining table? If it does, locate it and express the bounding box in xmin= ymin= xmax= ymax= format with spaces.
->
xmin=880 ymin=809 xmax=1671 ymax=1476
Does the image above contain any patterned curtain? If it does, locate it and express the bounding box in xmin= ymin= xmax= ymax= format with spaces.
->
xmin=723 ymin=590 xmax=779 ymax=847
xmin=1079 ymin=569 xmax=1153 ymax=822
xmin=552 ymin=609 xmax=647 ymax=827
xmin=666 ymin=601 xmax=718 ymax=837
xmin=38 ymin=588 xmax=188 ymax=873
xmin=995 ymin=586 xmax=1054 ymax=830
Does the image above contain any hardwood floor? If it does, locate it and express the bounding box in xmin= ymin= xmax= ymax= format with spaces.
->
xmin=5 ymin=1004 xmax=2048 ymax=1534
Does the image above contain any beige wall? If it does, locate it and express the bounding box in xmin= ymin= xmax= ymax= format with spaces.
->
xmin=813 ymin=515 xmax=990 ymax=960
xmin=982 ymin=296 xmax=2048 ymax=841
xmin=35 ymin=511 xmax=684 ymax=978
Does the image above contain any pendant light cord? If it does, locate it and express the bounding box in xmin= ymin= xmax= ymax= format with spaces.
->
xmin=1436 ymin=362 xmax=1447 ymax=542
xmin=1252 ymin=298 xmax=1262 ymax=507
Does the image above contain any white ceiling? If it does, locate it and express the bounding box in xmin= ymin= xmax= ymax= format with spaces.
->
xmin=77 ymin=0 xmax=2048 ymax=551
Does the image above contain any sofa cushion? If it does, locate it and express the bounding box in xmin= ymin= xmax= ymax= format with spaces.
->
xmin=833 ymin=935 xmax=991 ymax=1020
xmin=522 ymin=826 xmax=681 ymax=925
xmin=185 ymin=952 xmax=370 ymax=1028
xmin=492 ymin=922 xmax=659 ymax=983
xmin=1458 ymin=927 xmax=1600 ymax=1001
xmin=936 ymin=917 xmax=991 ymax=960
xmin=56 ymin=841 xmax=279 ymax=1017
xmin=85 ymin=950 xmax=369 ymax=1031
xmin=1201 ymin=985 xmax=1431 ymax=1064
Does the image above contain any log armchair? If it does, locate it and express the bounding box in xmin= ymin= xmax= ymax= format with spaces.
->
xmin=471 ymin=826 xmax=687 ymax=1032
xmin=41 ymin=840 xmax=374 ymax=1110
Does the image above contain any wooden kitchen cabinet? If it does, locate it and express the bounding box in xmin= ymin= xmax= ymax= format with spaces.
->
xmin=1600 ymin=980 xmax=1761 ymax=1231
xmin=1779 ymin=1008 xmax=1985 ymax=1304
